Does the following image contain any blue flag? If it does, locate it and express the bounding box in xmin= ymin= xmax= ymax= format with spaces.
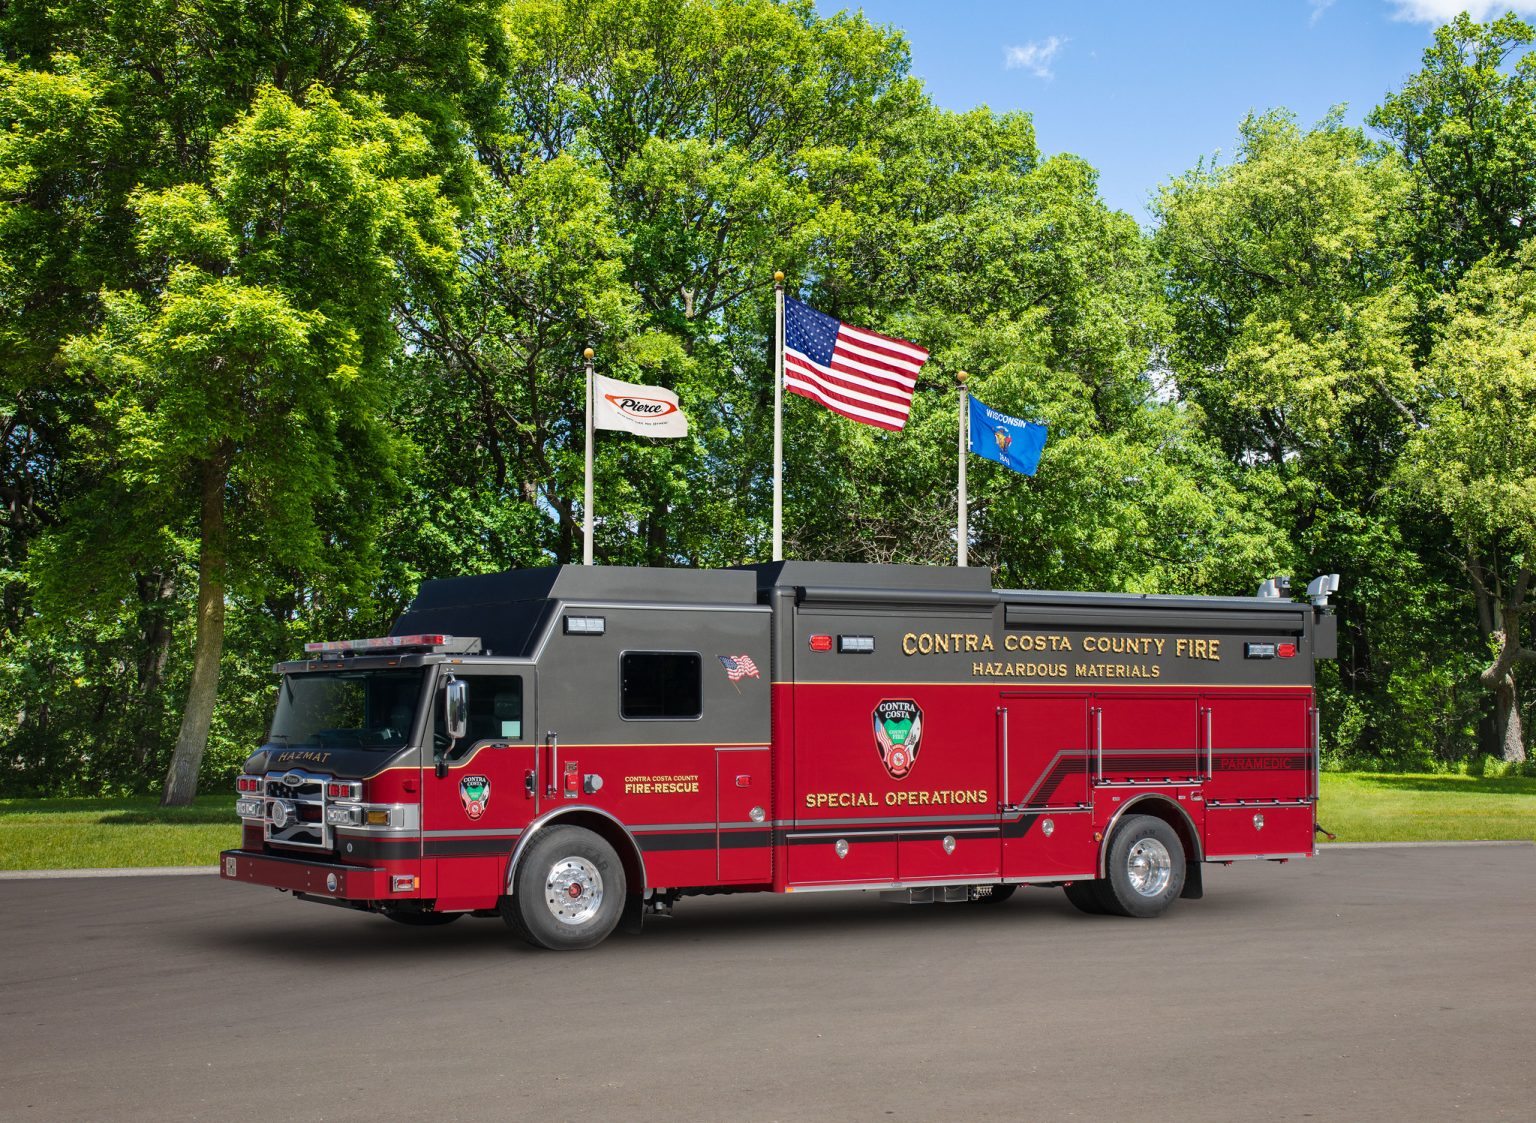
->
xmin=968 ymin=397 xmax=1047 ymax=476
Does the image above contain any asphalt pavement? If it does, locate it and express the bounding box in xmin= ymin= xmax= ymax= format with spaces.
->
xmin=2 ymin=844 xmax=1533 ymax=1122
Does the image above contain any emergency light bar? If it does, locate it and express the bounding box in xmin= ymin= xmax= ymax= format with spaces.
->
xmin=304 ymin=634 xmax=475 ymax=655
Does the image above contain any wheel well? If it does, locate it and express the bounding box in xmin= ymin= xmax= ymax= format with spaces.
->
xmin=1098 ymin=795 xmax=1202 ymax=877
xmin=507 ymin=808 xmax=647 ymax=898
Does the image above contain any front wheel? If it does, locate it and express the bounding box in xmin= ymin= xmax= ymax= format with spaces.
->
xmin=502 ymin=826 xmax=626 ymax=950
xmin=1098 ymin=814 xmax=1185 ymax=918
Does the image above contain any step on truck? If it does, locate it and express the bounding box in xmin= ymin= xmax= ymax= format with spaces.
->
xmin=220 ymin=562 xmax=1339 ymax=950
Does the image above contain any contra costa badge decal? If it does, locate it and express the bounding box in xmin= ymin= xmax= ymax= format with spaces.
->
xmin=460 ymin=775 xmax=490 ymax=820
xmin=873 ymin=699 xmax=923 ymax=780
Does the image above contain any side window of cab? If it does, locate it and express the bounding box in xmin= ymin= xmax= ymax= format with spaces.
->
xmin=435 ymin=674 xmax=525 ymax=760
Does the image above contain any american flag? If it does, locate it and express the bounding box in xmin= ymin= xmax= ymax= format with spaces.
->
xmin=784 ymin=297 xmax=929 ymax=431
xmin=718 ymin=654 xmax=760 ymax=681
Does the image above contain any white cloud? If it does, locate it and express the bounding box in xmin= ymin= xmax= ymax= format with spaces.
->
xmin=1310 ymin=0 xmax=1337 ymax=25
xmin=1004 ymin=37 xmax=1067 ymax=79
xmin=1388 ymin=1 xmax=1536 ymax=22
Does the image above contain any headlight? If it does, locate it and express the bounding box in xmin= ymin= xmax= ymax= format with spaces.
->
xmin=235 ymin=798 xmax=263 ymax=820
xmin=325 ymin=806 xmax=362 ymax=826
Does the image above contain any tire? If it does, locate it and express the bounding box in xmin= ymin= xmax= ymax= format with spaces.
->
xmin=970 ymin=884 xmax=1017 ymax=905
xmin=501 ymin=826 xmax=626 ymax=951
xmin=383 ymin=909 xmax=462 ymax=927
xmin=1098 ymin=814 xmax=1185 ymax=918
xmin=1062 ymin=878 xmax=1112 ymax=915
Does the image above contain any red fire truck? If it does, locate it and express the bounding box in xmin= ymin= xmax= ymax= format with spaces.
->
xmin=221 ymin=562 xmax=1339 ymax=950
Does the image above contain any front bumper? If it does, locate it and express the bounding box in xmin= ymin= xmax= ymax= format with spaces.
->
xmin=219 ymin=850 xmax=391 ymax=899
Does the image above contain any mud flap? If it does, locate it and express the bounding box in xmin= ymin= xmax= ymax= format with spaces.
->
xmin=1180 ymin=860 xmax=1204 ymax=900
xmin=621 ymin=892 xmax=645 ymax=935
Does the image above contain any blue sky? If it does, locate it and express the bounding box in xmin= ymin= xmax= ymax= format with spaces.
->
xmin=818 ymin=1 xmax=1536 ymax=221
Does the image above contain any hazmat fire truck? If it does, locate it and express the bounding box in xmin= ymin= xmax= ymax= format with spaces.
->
xmin=220 ymin=562 xmax=1339 ymax=950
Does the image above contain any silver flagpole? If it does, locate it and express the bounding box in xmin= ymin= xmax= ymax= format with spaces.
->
xmin=583 ymin=347 xmax=595 ymax=566
xmin=772 ymin=270 xmax=785 ymax=561
xmin=956 ymin=370 xmax=969 ymax=567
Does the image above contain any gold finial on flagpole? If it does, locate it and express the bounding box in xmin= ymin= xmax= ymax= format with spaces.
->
xmin=583 ymin=347 xmax=594 ymax=360
xmin=956 ymin=370 xmax=969 ymax=385
xmin=774 ymin=270 xmax=785 ymax=284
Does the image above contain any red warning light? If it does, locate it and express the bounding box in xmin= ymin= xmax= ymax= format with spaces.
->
xmin=809 ymin=635 xmax=833 ymax=652
xmin=1277 ymin=643 xmax=1297 ymax=658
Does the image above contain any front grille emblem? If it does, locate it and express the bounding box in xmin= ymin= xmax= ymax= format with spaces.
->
xmin=282 ymin=770 xmax=307 ymax=787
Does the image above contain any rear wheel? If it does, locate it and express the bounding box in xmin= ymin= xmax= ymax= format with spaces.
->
xmin=502 ymin=826 xmax=626 ymax=951
xmin=1098 ymin=814 xmax=1185 ymax=918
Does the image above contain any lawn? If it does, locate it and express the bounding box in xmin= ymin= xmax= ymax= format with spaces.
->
xmin=0 ymin=795 xmax=239 ymax=870
xmin=1316 ymin=771 xmax=1536 ymax=844
xmin=1 ymin=773 xmax=1533 ymax=871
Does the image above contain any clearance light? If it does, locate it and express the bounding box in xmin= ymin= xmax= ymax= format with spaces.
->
xmin=809 ymin=635 xmax=833 ymax=652
xmin=365 ymin=809 xmax=391 ymax=826
xmin=392 ymin=875 xmax=418 ymax=893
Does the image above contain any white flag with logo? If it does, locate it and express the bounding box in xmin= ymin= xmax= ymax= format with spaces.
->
xmin=593 ymin=373 xmax=689 ymax=437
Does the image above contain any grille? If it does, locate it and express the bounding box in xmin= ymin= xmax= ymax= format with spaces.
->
xmin=263 ymin=771 xmax=332 ymax=850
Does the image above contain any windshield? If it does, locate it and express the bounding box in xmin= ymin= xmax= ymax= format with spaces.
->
xmin=269 ymin=668 xmax=428 ymax=750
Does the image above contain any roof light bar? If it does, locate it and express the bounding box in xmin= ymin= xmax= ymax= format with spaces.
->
xmin=304 ymin=634 xmax=456 ymax=655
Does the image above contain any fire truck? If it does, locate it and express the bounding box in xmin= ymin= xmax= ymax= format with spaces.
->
xmin=220 ymin=562 xmax=1339 ymax=950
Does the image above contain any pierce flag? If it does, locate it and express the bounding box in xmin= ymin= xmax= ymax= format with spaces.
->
xmin=593 ymin=373 xmax=688 ymax=437
xmin=783 ymin=297 xmax=928 ymax=431
xmin=968 ymin=397 xmax=1047 ymax=476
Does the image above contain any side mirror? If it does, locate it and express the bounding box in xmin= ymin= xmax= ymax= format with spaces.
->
xmin=445 ymin=677 xmax=469 ymax=739
xmin=438 ymin=677 xmax=469 ymax=778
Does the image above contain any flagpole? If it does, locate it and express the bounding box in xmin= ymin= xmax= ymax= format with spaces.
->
xmin=956 ymin=370 xmax=969 ymax=568
xmin=772 ymin=270 xmax=785 ymax=561
xmin=583 ymin=347 xmax=595 ymax=566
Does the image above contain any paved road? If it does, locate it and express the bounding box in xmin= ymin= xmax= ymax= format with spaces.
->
xmin=3 ymin=845 xmax=1533 ymax=1122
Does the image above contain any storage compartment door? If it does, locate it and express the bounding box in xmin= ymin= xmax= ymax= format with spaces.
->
xmin=717 ymin=747 xmax=772 ymax=883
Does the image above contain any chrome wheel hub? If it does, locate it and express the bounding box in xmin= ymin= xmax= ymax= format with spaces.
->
xmin=1125 ymin=837 xmax=1172 ymax=897
xmin=544 ymin=856 xmax=604 ymax=926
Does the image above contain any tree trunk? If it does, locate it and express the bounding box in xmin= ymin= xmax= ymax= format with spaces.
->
xmin=1494 ymin=674 xmax=1527 ymax=764
xmin=134 ymin=570 xmax=177 ymax=771
xmin=161 ymin=448 xmax=231 ymax=807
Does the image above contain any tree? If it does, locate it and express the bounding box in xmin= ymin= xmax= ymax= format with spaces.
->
xmin=1398 ymin=241 xmax=1536 ymax=763
xmin=1369 ymin=12 xmax=1536 ymax=291
xmin=59 ymin=88 xmax=457 ymax=804
xmin=1151 ymin=112 xmax=1479 ymax=765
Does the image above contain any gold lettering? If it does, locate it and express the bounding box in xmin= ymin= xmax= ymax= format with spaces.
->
xmin=903 ymin=633 xmax=918 ymax=656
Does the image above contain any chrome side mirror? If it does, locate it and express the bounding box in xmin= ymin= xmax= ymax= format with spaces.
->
xmin=438 ymin=677 xmax=469 ymax=778
xmin=445 ymin=677 xmax=468 ymax=739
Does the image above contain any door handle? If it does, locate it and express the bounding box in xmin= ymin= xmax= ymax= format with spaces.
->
xmin=525 ymin=768 xmax=536 ymax=798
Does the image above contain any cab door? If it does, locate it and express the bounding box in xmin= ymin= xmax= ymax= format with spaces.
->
xmin=420 ymin=668 xmax=538 ymax=906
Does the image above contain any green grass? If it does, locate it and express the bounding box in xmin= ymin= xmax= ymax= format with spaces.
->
xmin=1317 ymin=772 xmax=1536 ymax=843
xmin=1 ymin=774 xmax=1532 ymax=871
xmin=0 ymin=795 xmax=239 ymax=870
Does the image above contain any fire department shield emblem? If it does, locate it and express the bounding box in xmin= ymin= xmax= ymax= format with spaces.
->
xmin=459 ymin=775 xmax=490 ymax=821
xmin=873 ymin=700 xmax=923 ymax=780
